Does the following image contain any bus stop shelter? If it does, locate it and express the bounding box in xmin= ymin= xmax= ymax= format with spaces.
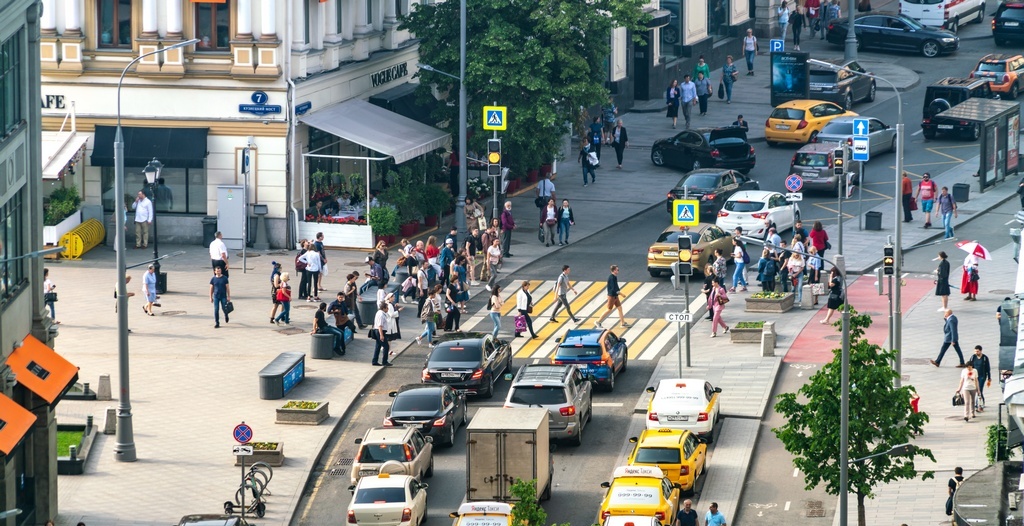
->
xmin=934 ymin=98 xmax=1021 ymax=193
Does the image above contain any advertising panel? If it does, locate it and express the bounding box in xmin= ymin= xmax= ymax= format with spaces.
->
xmin=770 ymin=52 xmax=810 ymax=107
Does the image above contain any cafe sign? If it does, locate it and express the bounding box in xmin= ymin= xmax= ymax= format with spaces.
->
xmin=371 ymin=62 xmax=409 ymax=88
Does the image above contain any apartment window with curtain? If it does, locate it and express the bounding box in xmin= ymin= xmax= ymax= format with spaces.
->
xmin=98 ymin=0 xmax=132 ymax=47
xmin=195 ymin=1 xmax=231 ymax=50
xmin=0 ymin=30 xmax=23 ymax=142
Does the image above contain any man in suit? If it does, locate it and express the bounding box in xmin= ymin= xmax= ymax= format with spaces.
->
xmin=931 ymin=309 xmax=965 ymax=367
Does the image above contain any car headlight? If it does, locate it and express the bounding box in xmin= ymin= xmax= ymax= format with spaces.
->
xmin=941 ymin=37 xmax=955 ymax=43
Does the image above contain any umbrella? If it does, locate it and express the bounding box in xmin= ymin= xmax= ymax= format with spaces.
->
xmin=955 ymin=240 xmax=992 ymax=260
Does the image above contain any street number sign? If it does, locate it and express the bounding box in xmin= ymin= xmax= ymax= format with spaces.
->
xmin=672 ymin=200 xmax=699 ymax=227
xmin=233 ymin=445 xmax=254 ymax=456
xmin=665 ymin=312 xmax=692 ymax=323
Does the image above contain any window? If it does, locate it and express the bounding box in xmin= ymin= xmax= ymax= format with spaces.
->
xmin=101 ymin=166 xmax=207 ymax=214
xmin=0 ymin=193 xmax=25 ymax=302
xmin=195 ymin=2 xmax=230 ymax=50
xmin=98 ymin=0 xmax=132 ymax=48
xmin=0 ymin=30 xmax=22 ymax=141
xmin=367 ymin=0 xmax=374 ymax=25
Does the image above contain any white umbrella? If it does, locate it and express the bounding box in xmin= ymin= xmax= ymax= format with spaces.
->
xmin=955 ymin=240 xmax=992 ymax=260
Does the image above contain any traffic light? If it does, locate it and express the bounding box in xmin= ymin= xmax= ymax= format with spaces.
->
xmin=882 ymin=245 xmax=895 ymax=276
xmin=487 ymin=139 xmax=502 ymax=176
xmin=677 ymin=233 xmax=693 ymax=276
xmin=833 ymin=146 xmax=846 ymax=178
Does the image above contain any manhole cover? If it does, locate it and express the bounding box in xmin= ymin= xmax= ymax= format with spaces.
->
xmin=824 ymin=335 xmax=842 ymax=341
xmin=161 ymin=310 xmax=187 ymax=316
xmin=805 ymin=500 xmax=824 ymax=518
xmin=990 ymin=289 xmax=1014 ymax=295
xmin=336 ymin=458 xmax=353 ymax=466
xmin=806 ymin=509 xmax=825 ymax=517
xmin=328 ymin=468 xmax=348 ymax=477
xmin=277 ymin=327 xmax=305 ymax=335
xmin=903 ymin=358 xmax=933 ymax=365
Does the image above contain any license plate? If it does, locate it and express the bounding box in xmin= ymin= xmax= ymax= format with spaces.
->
xmin=1005 ymin=21 xmax=1019 ymax=26
xmin=938 ymin=125 xmax=954 ymax=130
xmin=440 ymin=373 xmax=461 ymax=378
xmin=775 ymin=124 xmax=791 ymax=130
xmin=664 ymin=251 xmax=679 ymax=257
xmin=665 ymin=415 xmax=689 ymax=421
xmin=359 ymin=469 xmax=377 ymax=476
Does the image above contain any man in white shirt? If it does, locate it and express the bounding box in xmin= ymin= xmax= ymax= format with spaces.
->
xmin=536 ymin=174 xmax=556 ymax=204
xmin=209 ymin=231 xmax=229 ymax=277
xmin=132 ymin=190 xmax=154 ymax=249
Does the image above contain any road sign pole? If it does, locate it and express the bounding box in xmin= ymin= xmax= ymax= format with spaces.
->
xmin=676 ymin=320 xmax=683 ymax=376
xmin=858 ymin=161 xmax=865 ymax=231
xmin=240 ymin=452 xmax=246 ymax=521
xmin=684 ymin=279 xmax=691 ymax=369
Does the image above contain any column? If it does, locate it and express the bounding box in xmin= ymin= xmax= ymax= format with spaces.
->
xmin=167 ymin=0 xmax=183 ymax=39
xmin=354 ymin=0 xmax=369 ymax=34
xmin=254 ymin=0 xmax=281 ymax=76
xmin=384 ymin=0 xmax=396 ymax=25
xmin=325 ymin=0 xmax=339 ymax=39
xmin=58 ymin=0 xmax=86 ymax=73
xmin=236 ymin=0 xmax=253 ymax=40
xmin=41 ymin=0 xmax=56 ymax=35
xmin=292 ymin=0 xmax=306 ymax=47
xmin=341 ymin=0 xmax=353 ymax=40
xmin=65 ymin=0 xmax=83 ymax=36
xmin=141 ymin=0 xmax=159 ymax=38
xmin=260 ymin=0 xmax=277 ymax=40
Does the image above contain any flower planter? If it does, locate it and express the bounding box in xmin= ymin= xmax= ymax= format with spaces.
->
xmin=744 ymin=293 xmax=796 ymax=313
xmin=298 ymin=220 xmax=373 ymax=249
xmin=540 ymin=163 xmax=553 ymax=177
xmin=508 ymin=180 xmax=520 ymax=193
xmin=527 ymin=169 xmax=539 ymax=183
xmin=43 ymin=209 xmax=82 ymax=246
xmin=424 ymin=215 xmax=439 ymax=227
xmin=276 ymin=401 xmax=329 ymax=425
xmin=375 ymin=235 xmax=389 ymax=246
xmin=57 ymin=422 xmax=97 ymax=475
xmin=235 ymin=442 xmax=284 ymax=467
xmin=730 ymin=327 xmax=763 ymax=343
xmin=400 ymin=221 xmax=419 ymax=237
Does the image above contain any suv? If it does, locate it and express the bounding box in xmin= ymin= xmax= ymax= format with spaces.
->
xmin=789 ymin=142 xmax=860 ymax=194
xmin=551 ymin=329 xmax=628 ymax=391
xmin=504 ymin=364 xmax=593 ymax=446
xmin=921 ymin=77 xmax=995 ymax=140
xmin=993 ymin=3 xmax=1024 ymax=46
xmin=808 ymin=59 xmax=877 ymax=110
xmin=351 ymin=427 xmax=434 ymax=485
xmin=970 ymin=53 xmax=1024 ymax=99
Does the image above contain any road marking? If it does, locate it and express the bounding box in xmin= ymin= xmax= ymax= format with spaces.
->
xmin=926 ymin=147 xmax=966 ymax=163
xmin=911 ymin=129 xmax=922 ymax=136
xmin=365 ymin=401 xmax=392 ymax=406
xmin=532 ymin=358 xmax=540 ymax=364
xmin=793 ymin=467 xmax=799 ymax=477
xmin=784 ymin=501 xmax=791 ymax=511
xmin=639 ymin=323 xmax=681 ymax=361
xmin=592 ymin=402 xmax=624 ymax=407
xmin=1007 ymin=218 xmax=1018 ymax=225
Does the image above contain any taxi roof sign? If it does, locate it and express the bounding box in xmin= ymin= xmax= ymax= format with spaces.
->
xmin=483 ymin=106 xmax=508 ymax=131
xmin=612 ymin=465 xmax=665 ymax=479
xmin=457 ymin=502 xmax=513 ymax=515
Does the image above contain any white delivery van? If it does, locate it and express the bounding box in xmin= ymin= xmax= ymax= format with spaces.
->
xmin=899 ymin=0 xmax=986 ymax=32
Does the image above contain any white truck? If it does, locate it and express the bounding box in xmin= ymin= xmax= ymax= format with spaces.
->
xmin=465 ymin=407 xmax=553 ymax=502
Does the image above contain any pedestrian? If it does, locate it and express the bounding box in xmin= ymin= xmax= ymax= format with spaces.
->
xmin=269 ymin=261 xmax=283 ymax=323
xmin=536 ymin=172 xmax=557 ymax=207
xmin=595 ymin=265 xmax=630 ymax=329
xmin=666 ymin=79 xmax=682 ymax=128
xmin=757 ymin=248 xmax=778 ymax=292
xmin=937 ymin=186 xmax=958 ymax=239
xmin=275 ymin=272 xmax=292 ymax=325
xmin=385 ymin=291 xmax=403 ymax=342
xmin=480 ymin=219 xmax=500 ymax=285
xmin=961 ymin=251 xmax=979 ymax=301
xmin=731 ymin=237 xmax=749 ymax=292
xmin=706 ymin=502 xmax=728 ymax=526
xmin=915 ymin=172 xmax=938 ymax=228
xmin=969 ymin=345 xmax=992 ymax=412
xmin=766 ymin=227 xmax=782 ymax=256
xmin=441 ymin=276 xmax=462 ymax=331
xmin=210 ymin=265 xmax=230 ymax=328
xmin=742 ymin=28 xmax=758 ymax=75
xmin=415 ymin=262 xmax=430 ymax=316
xmin=328 ymin=292 xmax=357 ymax=338
xmin=695 ymin=71 xmax=713 ymax=117
xmin=439 ymin=238 xmax=456 ymax=285
xmin=602 ymin=96 xmax=618 ymax=144
xmin=313 ymin=302 xmax=346 ymax=356
xmin=314 ymin=232 xmax=328 ymax=292
xmin=805 ymin=0 xmax=822 ymax=37
xmin=344 ymin=273 xmax=366 ymax=329
xmin=809 ymin=220 xmax=829 ymax=261
xmin=820 ymin=266 xmax=843 ymax=324
xmin=807 ymin=245 xmax=822 ymax=284
xmin=824 ymin=0 xmax=842 ymax=36
xmin=792 ymin=220 xmax=808 ymax=241
xmin=579 ymin=137 xmax=598 ymax=187
xmin=467 ymin=197 xmax=486 ymax=232
xmin=680 ymin=74 xmax=698 ymax=129
xmin=788 ymin=252 xmax=806 ymax=303
xmin=43 ymin=267 xmax=58 ymax=324
xmin=712 ymin=248 xmax=728 ymax=284
xmin=447 ymin=146 xmax=460 ymax=197
xmin=693 ymin=55 xmax=711 ymax=83
xmin=610 ymin=119 xmax=629 ymax=169
xmin=674 ymin=499 xmax=700 ymax=526
xmin=790 ymin=5 xmax=804 ymax=50
xmin=955 ymin=362 xmax=980 ymax=421
xmin=777 ymin=239 xmax=791 ymax=293
xmin=132 ymin=190 xmax=153 ymax=249
xmin=935 ymin=251 xmax=951 ymax=311
xmin=142 ymin=264 xmax=157 ymax=316
xmin=721 ymin=56 xmax=738 ymax=103
xmin=930 ymin=309 xmax=965 ymax=367
xmin=295 ymin=239 xmax=310 ymax=300
xmin=465 ymin=227 xmax=482 ymax=286
xmin=589 ymin=116 xmax=604 ymax=161
xmin=1017 ymin=177 xmax=1024 ymax=208
xmin=360 ymin=256 xmax=386 ymax=294
xmin=486 ymin=238 xmax=503 ymax=292
xmin=540 ymin=198 xmax=558 ymax=247
xmin=946 ymin=467 xmax=964 ymax=516
xmin=901 ymin=172 xmax=914 ymax=222
xmin=516 ymin=281 xmax=539 ymax=338
xmin=557 ymin=199 xmax=575 ymax=245
xmin=454 ymin=254 xmax=470 ymax=311
xmin=709 ymin=277 xmax=731 ymax=337
xmin=777 ymin=2 xmax=791 ymax=40
xmin=550 ymin=265 xmax=580 ymax=323
xmin=702 ymin=263 xmax=717 ymax=320
xmin=400 ymin=272 xmax=418 ymax=303
xmin=209 ymin=230 xmax=229 ymax=277
xmin=299 ymin=245 xmax=323 ymax=301
xmin=417 ymin=285 xmax=443 ymax=345
xmin=500 ymin=201 xmax=516 ymax=257
xmin=371 ymin=301 xmax=393 ymax=366
xmin=372 ymin=239 xmax=390 ymax=279
xmin=487 ymin=284 xmax=503 ymax=337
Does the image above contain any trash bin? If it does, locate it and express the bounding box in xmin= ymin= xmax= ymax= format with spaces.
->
xmin=201 ymin=215 xmax=218 ymax=247
xmin=310 ymin=333 xmax=336 ymax=359
xmin=865 ymin=211 xmax=883 ymax=231
xmin=358 ymin=289 xmax=379 ymax=323
xmin=953 ymin=183 xmax=970 ymax=203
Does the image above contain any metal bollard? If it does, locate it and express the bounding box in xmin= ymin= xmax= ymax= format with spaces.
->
xmin=69 ymin=445 xmax=78 ymax=460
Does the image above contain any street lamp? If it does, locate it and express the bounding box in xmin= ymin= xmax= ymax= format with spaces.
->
xmin=845 ymin=0 xmax=858 ymax=61
xmin=0 ymin=509 xmax=22 ymax=519
xmin=850 ymin=443 xmax=916 ymax=464
xmin=143 ymin=157 xmax=163 ymax=292
xmin=114 ymin=37 xmax=199 ymax=463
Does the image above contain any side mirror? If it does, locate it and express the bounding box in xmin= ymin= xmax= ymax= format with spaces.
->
xmin=628 ymin=436 xmax=638 ymax=443
xmin=600 ymin=481 xmax=611 ymax=488
xmin=354 ymin=438 xmax=363 ymax=444
xmin=673 ymin=483 xmax=682 ymax=490
xmin=620 ymin=338 xmax=628 ymax=344
xmin=419 ymin=483 xmax=429 ymax=490
xmin=425 ymin=436 xmax=434 ymax=443
xmin=389 ymin=391 xmax=399 ymax=398
xmin=714 ymin=387 xmax=723 ymax=393
xmin=646 ymin=386 xmax=656 ymax=394
xmin=348 ymin=485 xmax=356 ymax=493
xmin=588 ymin=374 xmax=597 ymax=382
xmin=449 ymin=513 xmax=460 ymax=519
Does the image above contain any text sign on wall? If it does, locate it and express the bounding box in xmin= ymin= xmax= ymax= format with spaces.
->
xmin=371 ymin=63 xmax=409 ymax=88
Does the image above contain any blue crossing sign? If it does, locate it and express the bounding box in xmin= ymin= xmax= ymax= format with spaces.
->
xmin=672 ymin=200 xmax=699 ymax=227
xmin=852 ymin=118 xmax=869 ymax=137
xmin=483 ymin=106 xmax=507 ymax=131
xmin=785 ymin=173 xmax=803 ymax=192
xmin=770 ymin=39 xmax=784 ymax=52
xmin=233 ymin=422 xmax=253 ymax=444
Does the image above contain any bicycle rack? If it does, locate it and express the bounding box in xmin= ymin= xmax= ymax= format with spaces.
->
xmin=224 ymin=461 xmax=274 ymax=518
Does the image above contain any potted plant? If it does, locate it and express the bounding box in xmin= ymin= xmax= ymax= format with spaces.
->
xmin=43 ymin=185 xmax=83 ymax=245
xmin=368 ymin=206 xmax=400 ymax=244
xmin=235 ymin=441 xmax=284 ymax=467
xmin=381 ymin=167 xmax=421 ymax=236
xmin=745 ymin=291 xmax=796 ymax=313
xmin=417 ymin=184 xmax=451 ymax=227
xmin=730 ymin=320 xmax=765 ymax=343
xmin=526 ymin=168 xmax=539 ymax=183
xmin=276 ymin=400 xmax=330 ymax=425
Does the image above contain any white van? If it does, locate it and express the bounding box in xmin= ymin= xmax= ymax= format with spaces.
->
xmin=899 ymin=0 xmax=986 ymax=32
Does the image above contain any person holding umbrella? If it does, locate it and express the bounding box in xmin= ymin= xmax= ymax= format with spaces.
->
xmin=957 ymin=240 xmax=989 ymax=301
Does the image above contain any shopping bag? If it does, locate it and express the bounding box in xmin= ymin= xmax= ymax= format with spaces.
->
xmin=717 ymin=82 xmax=725 ymax=100
xmin=514 ymin=315 xmax=528 ymax=333
xmin=909 ymin=197 xmax=918 ymax=211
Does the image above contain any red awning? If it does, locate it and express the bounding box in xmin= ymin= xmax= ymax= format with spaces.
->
xmin=5 ymin=335 xmax=79 ymax=406
xmin=0 ymin=395 xmax=36 ymax=455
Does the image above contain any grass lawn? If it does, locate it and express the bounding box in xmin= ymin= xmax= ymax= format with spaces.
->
xmin=56 ymin=430 xmax=83 ymax=457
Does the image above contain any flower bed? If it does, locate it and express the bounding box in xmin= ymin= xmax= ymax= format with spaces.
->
xmin=730 ymin=321 xmax=765 ymax=343
xmin=276 ymin=400 xmax=329 ymax=425
xmin=745 ymin=292 xmax=795 ymax=313
xmin=304 ymin=214 xmax=366 ymax=225
xmin=235 ymin=441 xmax=285 ymax=467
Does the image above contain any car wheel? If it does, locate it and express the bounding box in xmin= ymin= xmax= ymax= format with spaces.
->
xmin=844 ymin=93 xmax=854 ymax=111
xmin=462 ymin=401 xmax=469 ymax=426
xmin=968 ymin=123 xmax=981 ymax=141
xmin=483 ymin=374 xmax=495 ymax=399
xmin=921 ymin=40 xmax=940 ymax=58
xmin=739 ymin=168 xmax=751 ymax=175
xmin=649 ymin=269 xmax=662 ymax=278
xmin=606 ymin=370 xmax=615 ymax=392
xmin=691 ymin=159 xmax=702 ymax=171
xmin=808 ymin=130 xmax=820 ymax=143
xmin=571 ymin=417 xmax=584 ymax=446
xmin=923 ymin=129 xmax=936 ymax=140
xmin=1010 ymin=84 xmax=1019 ymax=100
xmin=996 ymin=38 xmax=1008 ymax=46
xmin=890 ymin=136 xmax=897 ymax=153
xmin=865 ymin=82 xmax=876 ymax=102
xmin=766 ymin=140 xmax=778 ymax=148
xmin=425 ymin=457 xmax=434 ymax=478
xmin=446 ymin=421 xmax=457 ymax=447
xmin=621 ymin=354 xmax=628 ymax=372
xmin=421 ymin=506 xmax=428 ymax=526
xmin=651 ymin=148 xmax=666 ymax=166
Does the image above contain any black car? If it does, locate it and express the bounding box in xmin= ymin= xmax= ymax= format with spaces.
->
xmin=664 ymin=169 xmax=759 ymax=218
xmin=651 ymin=126 xmax=756 ymax=173
xmin=826 ymin=13 xmax=959 ymax=58
xmin=921 ymin=77 xmax=996 ymax=140
xmin=421 ymin=332 xmax=511 ymax=398
xmin=384 ymin=384 xmax=468 ymax=447
xmin=808 ymin=58 xmax=876 ymax=110
xmin=993 ymin=2 xmax=1024 ymax=46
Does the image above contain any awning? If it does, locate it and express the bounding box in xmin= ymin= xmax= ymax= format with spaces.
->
xmin=42 ymin=131 xmax=89 ymax=180
xmin=369 ymin=82 xmax=436 ymax=128
xmin=91 ymin=125 xmax=209 ymax=169
xmin=0 ymin=395 xmax=35 ymax=455
xmin=299 ymin=99 xmax=450 ymax=164
xmin=5 ymin=335 xmax=79 ymax=407
xmin=645 ymin=8 xmax=672 ymax=28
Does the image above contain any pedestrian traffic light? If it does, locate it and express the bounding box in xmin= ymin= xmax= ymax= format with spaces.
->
xmin=883 ymin=245 xmax=895 ymax=275
xmin=677 ymin=233 xmax=693 ymax=276
xmin=833 ymin=146 xmax=846 ymax=179
xmin=487 ymin=139 xmax=502 ymax=176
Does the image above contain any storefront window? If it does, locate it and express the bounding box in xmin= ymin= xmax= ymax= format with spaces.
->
xmin=709 ymin=0 xmax=730 ymax=39
xmin=195 ymin=2 xmax=231 ymax=50
xmin=0 ymin=193 xmax=25 ymax=301
xmin=0 ymin=30 xmax=22 ymax=141
xmin=98 ymin=0 xmax=132 ymax=48
xmin=101 ymin=167 xmax=207 ymax=214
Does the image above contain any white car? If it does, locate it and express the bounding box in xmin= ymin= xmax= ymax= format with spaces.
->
xmin=644 ymin=378 xmax=722 ymax=442
xmin=603 ymin=517 xmax=664 ymax=526
xmin=450 ymin=502 xmax=513 ymax=526
xmin=346 ymin=470 xmax=428 ymax=526
xmin=715 ymin=190 xmax=801 ymax=238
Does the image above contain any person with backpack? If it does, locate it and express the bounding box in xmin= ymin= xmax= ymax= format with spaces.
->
xmin=757 ymin=248 xmax=779 ymax=292
xmin=439 ymin=238 xmax=456 ymax=286
xmin=579 ymin=137 xmax=598 ymax=187
xmin=731 ymin=236 xmax=749 ymax=292
xmin=916 ymin=172 xmax=938 ymax=228
xmin=805 ymin=0 xmax=822 ymax=38
xmin=589 ymin=117 xmax=604 ymax=161
xmin=946 ymin=467 xmax=964 ymax=516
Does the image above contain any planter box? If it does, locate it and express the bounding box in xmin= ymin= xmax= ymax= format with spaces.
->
xmin=43 ymin=209 xmax=82 ymax=245
xmin=57 ymin=423 xmax=97 ymax=475
xmin=235 ymin=442 xmax=285 ymax=467
xmin=298 ymin=220 xmax=373 ymax=249
xmin=730 ymin=327 xmax=762 ymax=344
xmin=745 ymin=293 xmax=796 ymax=313
xmin=276 ymin=401 xmax=329 ymax=425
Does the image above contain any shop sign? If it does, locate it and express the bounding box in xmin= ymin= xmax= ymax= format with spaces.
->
xmin=371 ymin=62 xmax=408 ymax=88
xmin=41 ymin=95 xmax=66 ymax=109
xmin=239 ymin=91 xmax=282 ymax=116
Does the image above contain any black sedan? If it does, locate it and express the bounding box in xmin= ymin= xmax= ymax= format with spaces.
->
xmin=384 ymin=384 xmax=468 ymax=447
xmin=664 ymin=169 xmax=759 ymax=218
xmin=651 ymin=126 xmax=756 ymax=173
xmin=421 ymin=332 xmax=512 ymax=398
xmin=825 ymin=13 xmax=959 ymax=58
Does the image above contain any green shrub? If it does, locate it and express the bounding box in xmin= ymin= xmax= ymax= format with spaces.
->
xmin=44 ymin=186 xmax=81 ymax=226
xmin=735 ymin=321 xmax=766 ymax=329
xmin=368 ymin=206 xmax=400 ymax=237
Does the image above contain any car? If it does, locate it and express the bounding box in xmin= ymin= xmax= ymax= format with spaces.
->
xmin=764 ymin=100 xmax=856 ymax=146
xmin=346 ymin=471 xmax=428 ymax=526
xmin=899 ymin=0 xmax=985 ymax=32
xmin=993 ymin=2 xmax=1024 ymax=46
xmin=651 ymin=126 xmax=756 ymax=173
xmin=647 ymin=223 xmax=734 ymax=278
xmin=644 ymin=379 xmax=722 ymax=442
xmin=813 ymin=116 xmax=898 ymax=158
xmin=504 ymin=364 xmax=593 ymax=445
xmin=627 ymin=428 xmax=707 ymax=495
xmin=177 ymin=515 xmax=248 ymax=526
xmin=551 ymin=329 xmax=628 ymax=391
xmin=597 ymin=465 xmax=681 ymax=525
xmin=421 ymin=332 xmax=512 ymax=398
xmin=921 ymin=77 xmax=996 ymax=140
xmin=825 ymin=13 xmax=959 ymax=58
xmin=808 ymin=59 xmax=877 ymax=110
xmin=664 ymin=169 xmax=760 ymax=218
xmin=384 ymin=384 xmax=468 ymax=447
xmin=715 ymin=191 xmax=801 ymax=238
xmin=969 ymin=53 xmax=1024 ymax=100
xmin=789 ymin=142 xmax=862 ymax=194
xmin=602 ymin=517 xmax=664 ymax=526
xmin=351 ymin=427 xmax=434 ymax=485
xmin=449 ymin=502 xmax=514 ymax=526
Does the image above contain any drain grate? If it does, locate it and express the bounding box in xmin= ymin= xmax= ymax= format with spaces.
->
xmin=806 ymin=500 xmax=824 ymax=518
xmin=336 ymin=458 xmax=353 ymax=465
xmin=328 ymin=468 xmax=348 ymax=477
xmin=277 ymin=327 xmax=306 ymax=335
xmin=161 ymin=310 xmax=187 ymax=316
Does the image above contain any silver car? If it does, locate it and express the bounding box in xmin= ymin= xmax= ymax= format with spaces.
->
xmin=813 ymin=116 xmax=898 ymax=161
xmin=504 ymin=364 xmax=593 ymax=446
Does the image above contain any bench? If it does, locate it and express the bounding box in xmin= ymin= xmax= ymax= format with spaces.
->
xmin=258 ymin=351 xmax=306 ymax=400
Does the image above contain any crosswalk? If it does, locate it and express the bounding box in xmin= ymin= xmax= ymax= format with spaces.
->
xmin=454 ymin=280 xmax=686 ymax=362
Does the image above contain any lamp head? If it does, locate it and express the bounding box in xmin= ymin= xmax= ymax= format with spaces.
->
xmin=143 ymin=158 xmax=163 ymax=185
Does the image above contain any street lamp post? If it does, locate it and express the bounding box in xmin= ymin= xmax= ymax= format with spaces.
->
xmin=114 ymin=38 xmax=199 ymax=463
xmin=418 ymin=59 xmax=467 ymax=238
xmin=143 ymin=158 xmax=163 ymax=291
xmin=845 ymin=0 xmax=858 ymax=61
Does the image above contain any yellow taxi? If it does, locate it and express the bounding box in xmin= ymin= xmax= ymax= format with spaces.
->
xmin=646 ymin=223 xmax=734 ymax=278
xmin=449 ymin=501 xmax=513 ymax=526
xmin=764 ymin=100 xmax=857 ymax=146
xmin=627 ymin=428 xmax=707 ymax=495
xmin=597 ymin=465 xmax=680 ymax=524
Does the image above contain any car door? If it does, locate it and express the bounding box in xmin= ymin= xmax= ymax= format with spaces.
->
xmin=684 ymin=433 xmax=706 ymax=478
xmin=678 ymin=131 xmax=704 ymax=168
xmin=410 ymin=431 xmax=429 ymax=478
xmin=604 ymin=332 xmax=622 ymax=371
xmin=665 ymin=132 xmax=689 ymax=167
xmin=573 ymin=368 xmax=592 ymax=417
xmin=482 ymin=339 xmax=496 ymax=376
xmin=704 ymin=382 xmax=720 ymax=421
xmin=408 ymin=479 xmax=427 ymax=522
xmin=853 ymin=16 xmax=883 ymax=48
xmin=867 ymin=118 xmax=891 ymax=155
xmin=846 ymin=61 xmax=869 ymax=100
xmin=884 ymin=16 xmax=918 ymax=51
xmin=769 ymin=194 xmax=795 ymax=229
xmin=736 ymin=172 xmax=759 ymax=191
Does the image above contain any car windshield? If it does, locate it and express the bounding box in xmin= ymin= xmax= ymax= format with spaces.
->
xmin=809 ymin=70 xmax=838 ymax=84
xmin=509 ymin=386 xmax=567 ymax=405
xmin=655 ymin=231 xmax=700 ymax=244
xmin=678 ymin=174 xmax=718 ymax=189
xmin=430 ymin=344 xmax=483 ymax=363
xmin=977 ymin=62 xmax=1007 ymax=73
xmin=723 ymin=200 xmax=766 ymax=212
xmin=1001 ymin=7 xmax=1024 ymax=20
xmin=634 ymin=447 xmax=682 ymax=464
xmin=354 ymin=487 xmax=406 ymax=504
xmin=557 ymin=344 xmax=603 ymax=358
xmin=821 ymin=122 xmax=853 ymax=135
xmin=794 ymin=153 xmax=829 ymax=167
xmin=770 ymin=108 xmax=804 ymax=120
xmin=392 ymin=394 xmax=440 ymax=412
xmin=357 ymin=444 xmax=408 ymax=463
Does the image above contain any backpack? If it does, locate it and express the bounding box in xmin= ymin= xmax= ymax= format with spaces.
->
xmin=295 ymin=251 xmax=307 ymax=272
xmin=742 ymin=249 xmax=751 ymax=265
xmin=590 ymin=129 xmax=602 ymax=144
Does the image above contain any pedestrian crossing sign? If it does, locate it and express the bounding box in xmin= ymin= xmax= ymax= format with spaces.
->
xmin=672 ymin=200 xmax=699 ymax=227
xmin=483 ymin=106 xmax=507 ymax=131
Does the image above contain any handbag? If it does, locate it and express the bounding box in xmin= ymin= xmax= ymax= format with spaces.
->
xmin=825 ymin=240 xmax=832 ymax=251
xmin=909 ymin=197 xmax=918 ymax=211
xmin=44 ymin=292 xmax=58 ymax=303
xmin=716 ymin=294 xmax=730 ymax=305
xmin=534 ymin=196 xmax=546 ymax=208
xmin=538 ymin=226 xmax=545 ymax=242
xmin=527 ymin=305 xmax=534 ymax=314
xmin=717 ymin=82 xmax=725 ymax=100
xmin=223 ymin=301 xmax=234 ymax=314
xmin=276 ymin=288 xmax=289 ymax=302
xmin=811 ymin=283 xmax=826 ymax=295
xmin=587 ymin=151 xmax=600 ymax=167
xmin=952 ymin=392 xmax=964 ymax=407
xmin=514 ymin=315 xmax=528 ymax=333
xmin=970 ymin=268 xmax=979 ymax=282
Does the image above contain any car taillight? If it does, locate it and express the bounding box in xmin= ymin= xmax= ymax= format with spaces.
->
xmin=560 ymin=405 xmax=577 ymax=416
xmin=791 ymin=154 xmax=798 ymax=164
xmin=828 ymin=22 xmax=835 ymax=30
xmin=959 ymin=120 xmax=970 ymax=126
xmin=401 ymin=508 xmax=412 ymax=522
xmin=692 ymin=248 xmax=703 ymax=255
xmin=680 ymin=465 xmax=690 ymax=476
xmin=404 ymin=444 xmax=413 ymax=461
xmin=551 ymin=359 xmax=564 ymax=364
xmin=602 ymin=511 xmax=612 ymax=520
xmin=655 ymin=512 xmax=666 ymax=521
xmin=796 ymin=120 xmax=809 ymax=130
xmin=749 ymin=145 xmax=756 ymax=155
xmin=717 ymin=211 xmax=728 ymax=217
xmin=348 ymin=510 xmax=357 ymax=524
xmin=421 ymin=369 xmax=430 ymax=381
xmin=648 ymin=412 xmax=659 ymax=421
xmin=710 ymin=149 xmax=721 ymax=158
xmin=383 ymin=417 xmax=394 ymax=427
xmin=667 ymin=192 xmax=674 ymax=199
xmin=433 ymin=415 xmax=447 ymax=427
xmin=471 ymin=369 xmax=484 ymax=380
xmin=922 ymin=118 xmax=931 ymax=124
xmin=702 ymin=193 xmax=716 ymax=201
xmin=1004 ymin=74 xmax=1011 ymax=84
xmin=752 ymin=212 xmax=768 ymax=219
xmin=648 ymin=247 xmax=660 ymax=254
xmin=698 ymin=412 xmax=709 ymax=422
xmin=992 ymin=19 xmax=996 ymax=30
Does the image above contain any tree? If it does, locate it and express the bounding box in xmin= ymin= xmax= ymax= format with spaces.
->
xmin=400 ymin=0 xmax=648 ymax=176
xmin=508 ymin=479 xmax=570 ymax=526
xmin=772 ymin=309 xmax=936 ymax=526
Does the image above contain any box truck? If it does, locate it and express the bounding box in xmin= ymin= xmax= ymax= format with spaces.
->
xmin=465 ymin=407 xmax=553 ymax=502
